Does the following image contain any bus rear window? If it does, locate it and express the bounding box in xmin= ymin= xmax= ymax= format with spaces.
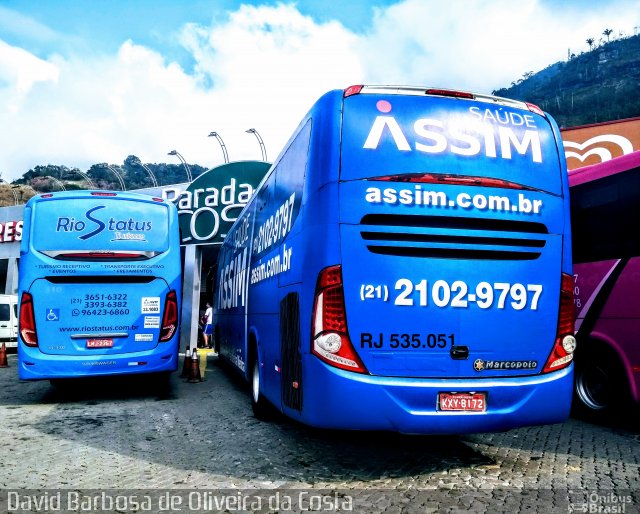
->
xmin=31 ymin=198 xmax=170 ymax=254
xmin=341 ymin=94 xmax=562 ymax=195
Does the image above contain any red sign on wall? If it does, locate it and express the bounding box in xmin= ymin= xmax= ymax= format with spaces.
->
xmin=0 ymin=220 xmax=22 ymax=243
xmin=561 ymin=117 xmax=640 ymax=170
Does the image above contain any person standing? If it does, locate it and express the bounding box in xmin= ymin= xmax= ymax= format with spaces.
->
xmin=202 ymin=302 xmax=213 ymax=349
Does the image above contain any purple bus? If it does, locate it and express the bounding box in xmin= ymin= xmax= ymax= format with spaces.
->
xmin=569 ymin=150 xmax=640 ymax=416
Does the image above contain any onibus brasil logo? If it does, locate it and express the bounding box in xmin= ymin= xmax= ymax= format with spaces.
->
xmin=55 ymin=206 xmax=152 ymax=242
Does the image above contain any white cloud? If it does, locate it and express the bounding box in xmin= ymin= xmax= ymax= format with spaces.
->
xmin=358 ymin=0 xmax=640 ymax=92
xmin=0 ymin=39 xmax=59 ymax=98
xmin=0 ymin=0 xmax=639 ymax=180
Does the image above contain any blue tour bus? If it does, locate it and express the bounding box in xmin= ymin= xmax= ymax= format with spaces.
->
xmin=214 ymin=85 xmax=575 ymax=434
xmin=18 ymin=191 xmax=181 ymax=381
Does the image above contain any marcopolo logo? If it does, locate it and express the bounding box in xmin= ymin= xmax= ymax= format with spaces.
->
xmin=473 ymin=359 xmax=538 ymax=372
xmin=55 ymin=205 xmax=152 ymax=241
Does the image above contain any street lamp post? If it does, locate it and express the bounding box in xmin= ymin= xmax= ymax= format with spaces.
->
xmin=208 ymin=132 xmax=229 ymax=164
xmin=10 ymin=186 xmax=19 ymax=206
xmin=168 ymin=150 xmax=193 ymax=183
xmin=99 ymin=163 xmax=127 ymax=191
xmin=46 ymin=176 xmax=67 ymax=191
xmin=245 ymin=128 xmax=267 ymax=161
xmin=129 ymin=157 xmax=159 ymax=188
xmin=71 ymin=170 xmax=96 ymax=189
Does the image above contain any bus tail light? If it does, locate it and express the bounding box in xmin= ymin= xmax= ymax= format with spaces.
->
xmin=525 ymin=102 xmax=546 ymax=117
xmin=19 ymin=292 xmax=38 ymax=347
xmin=159 ymin=290 xmax=178 ymax=342
xmin=344 ymin=85 xmax=364 ymax=98
xmin=543 ymin=273 xmax=576 ymax=373
xmin=425 ymin=88 xmax=474 ymax=99
xmin=370 ymin=172 xmax=534 ymax=191
xmin=311 ymin=265 xmax=367 ymax=374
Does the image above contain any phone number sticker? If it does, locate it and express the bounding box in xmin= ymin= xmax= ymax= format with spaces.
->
xmin=84 ymin=294 xmax=127 ymax=301
xmin=359 ymin=279 xmax=543 ymax=311
xmin=80 ymin=309 xmax=130 ymax=316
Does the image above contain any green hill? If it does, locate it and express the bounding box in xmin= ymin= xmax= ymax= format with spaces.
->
xmin=493 ymin=33 xmax=640 ymax=128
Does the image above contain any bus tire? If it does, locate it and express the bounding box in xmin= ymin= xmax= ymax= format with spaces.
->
xmin=213 ymin=326 xmax=220 ymax=354
xmin=49 ymin=378 xmax=72 ymax=391
xmin=250 ymin=355 xmax=272 ymax=420
xmin=573 ymin=342 xmax=629 ymax=418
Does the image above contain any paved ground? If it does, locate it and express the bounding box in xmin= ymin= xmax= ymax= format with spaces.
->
xmin=0 ymin=352 xmax=638 ymax=513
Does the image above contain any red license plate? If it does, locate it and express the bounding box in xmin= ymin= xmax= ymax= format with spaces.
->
xmin=438 ymin=392 xmax=486 ymax=412
xmin=86 ymin=338 xmax=114 ymax=348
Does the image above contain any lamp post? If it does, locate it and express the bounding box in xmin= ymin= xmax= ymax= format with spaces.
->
xmin=168 ymin=150 xmax=193 ymax=183
xmin=129 ymin=157 xmax=159 ymax=188
xmin=46 ymin=176 xmax=67 ymax=191
xmin=98 ymin=163 xmax=126 ymax=191
xmin=10 ymin=186 xmax=19 ymax=206
xmin=208 ymin=132 xmax=229 ymax=164
xmin=71 ymin=170 xmax=96 ymax=189
xmin=245 ymin=128 xmax=267 ymax=161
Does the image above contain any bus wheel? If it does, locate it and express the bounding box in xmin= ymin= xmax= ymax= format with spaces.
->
xmin=574 ymin=345 xmax=627 ymax=417
xmin=251 ymin=357 xmax=272 ymax=420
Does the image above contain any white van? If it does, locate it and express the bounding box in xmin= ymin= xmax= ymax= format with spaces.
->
xmin=0 ymin=294 xmax=18 ymax=348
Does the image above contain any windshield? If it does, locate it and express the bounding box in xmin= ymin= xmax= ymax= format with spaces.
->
xmin=341 ymin=93 xmax=563 ymax=195
xmin=32 ymin=198 xmax=170 ymax=254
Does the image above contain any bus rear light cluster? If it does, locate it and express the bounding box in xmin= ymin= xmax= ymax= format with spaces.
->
xmin=543 ymin=273 xmax=576 ymax=373
xmin=343 ymin=85 xmax=364 ymax=98
xmin=370 ymin=173 xmax=532 ymax=190
xmin=311 ymin=265 xmax=367 ymax=374
xmin=525 ymin=102 xmax=546 ymax=116
xmin=19 ymin=292 xmax=38 ymax=347
xmin=159 ymin=290 xmax=178 ymax=342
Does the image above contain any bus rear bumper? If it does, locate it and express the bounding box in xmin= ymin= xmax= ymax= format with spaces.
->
xmin=297 ymin=361 xmax=573 ymax=434
xmin=17 ymin=344 xmax=179 ymax=380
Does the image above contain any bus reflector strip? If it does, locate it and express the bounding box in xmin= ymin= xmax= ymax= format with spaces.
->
xmin=311 ymin=265 xmax=367 ymax=374
xmin=19 ymin=292 xmax=38 ymax=347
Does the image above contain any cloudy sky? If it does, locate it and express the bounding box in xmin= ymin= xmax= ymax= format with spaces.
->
xmin=1 ymin=0 xmax=639 ymax=181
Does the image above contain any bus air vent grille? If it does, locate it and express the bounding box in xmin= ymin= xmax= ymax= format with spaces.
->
xmin=359 ymin=214 xmax=547 ymax=261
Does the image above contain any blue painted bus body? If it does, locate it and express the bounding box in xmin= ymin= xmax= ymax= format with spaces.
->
xmin=214 ymin=86 xmax=574 ymax=434
xmin=18 ymin=191 xmax=182 ymax=380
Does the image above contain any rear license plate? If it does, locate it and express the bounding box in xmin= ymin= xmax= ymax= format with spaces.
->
xmin=87 ymin=338 xmax=114 ymax=348
xmin=438 ymin=392 xmax=486 ymax=412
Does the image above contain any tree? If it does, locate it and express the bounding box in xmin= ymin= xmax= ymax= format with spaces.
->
xmin=586 ymin=37 xmax=595 ymax=50
xmin=603 ymin=28 xmax=613 ymax=42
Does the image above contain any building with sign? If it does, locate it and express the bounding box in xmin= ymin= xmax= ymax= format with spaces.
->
xmin=561 ymin=116 xmax=640 ymax=170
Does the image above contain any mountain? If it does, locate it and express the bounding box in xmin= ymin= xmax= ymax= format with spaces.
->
xmin=492 ymin=33 xmax=640 ymax=128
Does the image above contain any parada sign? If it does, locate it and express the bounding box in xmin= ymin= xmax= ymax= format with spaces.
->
xmin=162 ymin=161 xmax=270 ymax=246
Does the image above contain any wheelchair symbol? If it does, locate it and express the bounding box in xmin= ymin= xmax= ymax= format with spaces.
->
xmin=46 ymin=309 xmax=60 ymax=321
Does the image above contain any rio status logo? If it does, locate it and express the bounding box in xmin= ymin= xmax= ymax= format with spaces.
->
xmin=55 ymin=206 xmax=152 ymax=241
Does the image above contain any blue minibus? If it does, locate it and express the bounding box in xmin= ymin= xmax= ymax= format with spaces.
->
xmin=214 ymin=85 xmax=575 ymax=433
xmin=18 ymin=191 xmax=181 ymax=381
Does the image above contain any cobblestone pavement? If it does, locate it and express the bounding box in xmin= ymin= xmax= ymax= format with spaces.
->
xmin=0 ymin=352 xmax=638 ymax=513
